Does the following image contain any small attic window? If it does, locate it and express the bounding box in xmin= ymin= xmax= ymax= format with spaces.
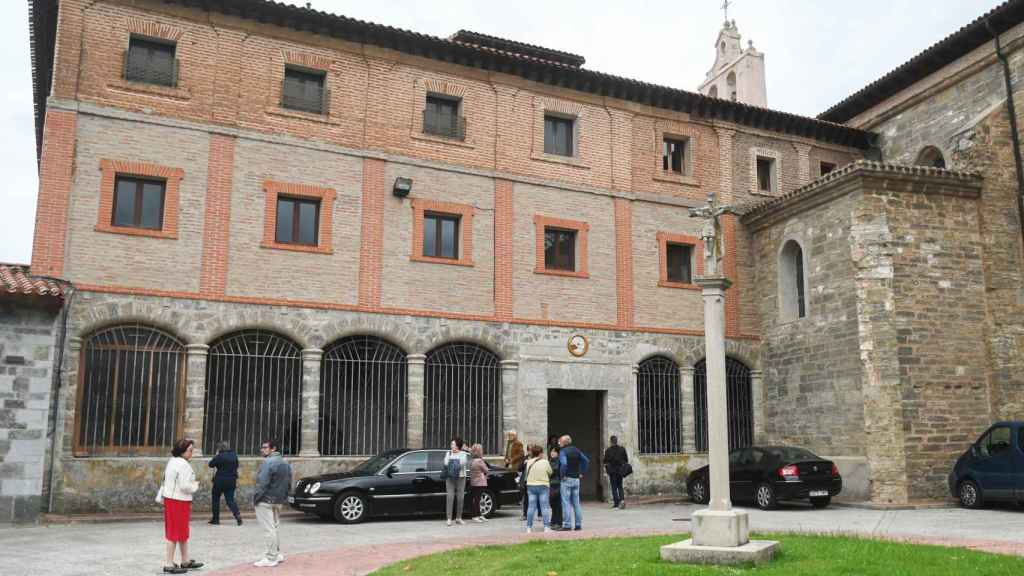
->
xmin=915 ymin=146 xmax=946 ymax=169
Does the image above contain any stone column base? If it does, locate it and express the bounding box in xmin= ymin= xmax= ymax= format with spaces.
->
xmin=691 ymin=508 xmax=750 ymax=547
xmin=660 ymin=539 xmax=778 ymax=566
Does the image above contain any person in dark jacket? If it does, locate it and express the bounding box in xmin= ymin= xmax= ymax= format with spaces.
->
xmin=558 ymin=435 xmax=589 ymax=530
xmin=603 ymin=435 xmax=629 ymax=509
xmin=548 ymin=446 xmax=564 ymax=529
xmin=208 ymin=441 xmax=242 ymax=525
xmin=253 ymin=439 xmax=293 ymax=568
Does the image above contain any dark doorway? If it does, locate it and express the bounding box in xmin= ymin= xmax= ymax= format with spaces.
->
xmin=547 ymin=389 xmax=604 ymax=500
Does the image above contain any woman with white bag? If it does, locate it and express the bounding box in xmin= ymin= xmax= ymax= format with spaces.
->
xmin=157 ymin=438 xmax=204 ymax=574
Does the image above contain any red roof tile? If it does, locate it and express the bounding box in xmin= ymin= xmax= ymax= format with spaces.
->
xmin=0 ymin=263 xmax=66 ymax=299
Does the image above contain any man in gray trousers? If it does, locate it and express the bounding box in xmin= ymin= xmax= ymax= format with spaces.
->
xmin=253 ymin=439 xmax=293 ymax=568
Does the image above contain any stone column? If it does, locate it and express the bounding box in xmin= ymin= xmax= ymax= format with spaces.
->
xmin=680 ymin=365 xmax=696 ymax=453
xmin=750 ymin=370 xmax=766 ymax=445
xmin=630 ymin=364 xmax=640 ymax=453
xmin=299 ymin=348 xmax=323 ymax=457
xmin=184 ymin=344 xmax=209 ymax=456
xmin=406 ymin=354 xmax=426 ymax=449
xmin=500 ymin=360 xmax=519 ymax=442
xmin=696 ymin=277 xmax=734 ymax=514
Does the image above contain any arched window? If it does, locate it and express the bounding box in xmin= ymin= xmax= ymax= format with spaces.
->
xmin=424 ymin=343 xmax=502 ymax=454
xmin=779 ymin=240 xmax=807 ymax=320
xmin=727 ymin=71 xmax=737 ymax=101
xmin=693 ymin=357 xmax=753 ymax=452
xmin=203 ymin=330 xmax=301 ymax=456
xmin=75 ymin=324 xmax=185 ymax=455
xmin=720 ymin=41 xmax=726 ymax=54
xmin=637 ymin=356 xmax=682 ymax=454
xmin=708 ymin=85 xmax=719 ymax=98
xmin=319 ymin=336 xmax=408 ymax=456
xmin=915 ymin=146 xmax=946 ymax=168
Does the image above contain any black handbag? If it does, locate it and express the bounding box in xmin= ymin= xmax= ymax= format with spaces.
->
xmin=620 ymin=462 xmax=634 ymax=478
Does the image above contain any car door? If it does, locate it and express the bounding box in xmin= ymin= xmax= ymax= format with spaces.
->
xmin=969 ymin=425 xmax=1015 ymax=500
xmin=727 ymin=449 xmax=747 ymax=502
xmin=419 ymin=450 xmax=448 ymax=515
xmin=372 ymin=451 xmax=429 ymax=515
xmin=1016 ymin=426 xmax=1024 ymax=502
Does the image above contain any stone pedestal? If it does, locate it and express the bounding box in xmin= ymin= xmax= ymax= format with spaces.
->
xmin=691 ymin=508 xmax=749 ymax=547
xmin=661 ymin=539 xmax=778 ymax=566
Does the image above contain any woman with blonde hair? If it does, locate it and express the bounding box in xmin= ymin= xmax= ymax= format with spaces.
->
xmin=469 ymin=443 xmax=490 ymax=522
xmin=523 ymin=443 xmax=553 ymax=533
xmin=158 ymin=438 xmax=203 ymax=574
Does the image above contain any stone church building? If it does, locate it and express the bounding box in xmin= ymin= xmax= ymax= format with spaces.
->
xmin=3 ymin=0 xmax=1022 ymax=521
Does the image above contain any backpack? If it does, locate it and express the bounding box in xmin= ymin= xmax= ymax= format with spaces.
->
xmin=445 ymin=453 xmax=463 ymax=479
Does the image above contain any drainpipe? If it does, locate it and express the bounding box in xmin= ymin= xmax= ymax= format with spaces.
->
xmin=988 ymin=20 xmax=1024 ymax=255
xmin=43 ymin=281 xmax=74 ymax=515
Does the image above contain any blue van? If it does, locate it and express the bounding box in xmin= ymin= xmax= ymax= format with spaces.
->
xmin=948 ymin=421 xmax=1024 ymax=508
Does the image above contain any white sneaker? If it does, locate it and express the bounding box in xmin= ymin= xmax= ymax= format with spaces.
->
xmin=473 ymin=517 xmax=484 ymax=523
xmin=277 ymin=554 xmax=285 ymax=563
xmin=253 ymin=558 xmax=279 ymax=567
xmin=525 ymin=526 xmax=532 ymax=533
xmin=543 ymin=527 xmax=553 ymax=533
xmin=446 ymin=519 xmax=452 ymax=526
xmin=481 ymin=516 xmax=489 ymax=522
xmin=455 ymin=519 xmax=465 ymax=525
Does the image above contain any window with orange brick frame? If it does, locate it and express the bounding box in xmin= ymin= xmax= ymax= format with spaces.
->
xmin=657 ymin=232 xmax=704 ymax=289
xmin=261 ymin=180 xmax=336 ymax=254
xmin=533 ymin=215 xmax=589 ymax=278
xmin=410 ymin=198 xmax=475 ymax=266
xmin=96 ymin=159 xmax=183 ymax=239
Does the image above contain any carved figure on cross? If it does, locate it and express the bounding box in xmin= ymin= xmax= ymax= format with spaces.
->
xmin=721 ymin=0 xmax=732 ymax=23
xmin=688 ymin=191 xmax=732 ymax=277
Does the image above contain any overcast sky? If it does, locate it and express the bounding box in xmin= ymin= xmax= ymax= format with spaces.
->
xmin=0 ymin=0 xmax=1001 ymax=265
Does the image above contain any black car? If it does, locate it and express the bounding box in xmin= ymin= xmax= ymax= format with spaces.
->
xmin=687 ymin=445 xmax=843 ymax=510
xmin=948 ymin=421 xmax=1024 ymax=508
xmin=289 ymin=448 xmax=521 ymax=523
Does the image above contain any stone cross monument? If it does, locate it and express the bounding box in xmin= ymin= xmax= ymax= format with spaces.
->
xmin=660 ymin=191 xmax=778 ymax=565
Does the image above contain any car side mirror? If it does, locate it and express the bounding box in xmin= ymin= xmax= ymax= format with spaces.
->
xmin=386 ymin=465 xmax=398 ymax=477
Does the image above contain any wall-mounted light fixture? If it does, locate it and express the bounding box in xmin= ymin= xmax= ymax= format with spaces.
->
xmin=392 ymin=177 xmax=413 ymax=198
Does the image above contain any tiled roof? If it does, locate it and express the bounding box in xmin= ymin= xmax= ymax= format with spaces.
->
xmin=0 ymin=263 xmax=67 ymax=299
xmin=449 ymin=30 xmax=586 ymax=67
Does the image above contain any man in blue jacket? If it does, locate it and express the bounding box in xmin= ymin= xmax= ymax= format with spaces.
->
xmin=558 ymin=435 xmax=589 ymax=531
xmin=253 ymin=439 xmax=293 ymax=568
xmin=208 ymin=441 xmax=241 ymax=525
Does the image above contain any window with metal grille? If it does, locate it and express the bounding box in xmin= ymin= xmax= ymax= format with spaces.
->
xmin=423 ymin=213 xmax=460 ymax=259
xmin=319 ymin=336 xmax=408 ymax=456
xmin=756 ymin=156 xmax=776 ymax=193
xmin=113 ymin=176 xmax=165 ymax=230
xmin=666 ymin=243 xmax=693 ymax=284
xmin=662 ymin=137 xmax=689 ymax=174
xmin=75 ymin=325 xmax=185 ymax=455
xmin=275 ymin=196 xmax=320 ymax=246
xmin=544 ymin=227 xmax=576 ymax=271
xmin=693 ymin=357 xmax=753 ymax=452
xmin=203 ymin=330 xmax=302 ymax=456
xmin=124 ymin=36 xmax=177 ymax=87
xmin=281 ymin=66 xmax=327 ymax=115
xmin=424 ymin=343 xmax=502 ymax=454
xmin=637 ymin=356 xmax=682 ymax=454
xmin=423 ymin=95 xmax=465 ymax=140
xmin=544 ymin=114 xmax=574 ymax=156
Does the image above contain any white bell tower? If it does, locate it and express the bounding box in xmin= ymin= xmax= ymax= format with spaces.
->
xmin=697 ymin=10 xmax=767 ymax=108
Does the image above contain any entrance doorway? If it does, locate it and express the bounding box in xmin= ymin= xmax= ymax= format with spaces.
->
xmin=547 ymin=389 xmax=604 ymax=500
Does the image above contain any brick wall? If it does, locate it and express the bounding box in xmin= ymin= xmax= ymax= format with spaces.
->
xmin=630 ymin=201 xmax=704 ymax=331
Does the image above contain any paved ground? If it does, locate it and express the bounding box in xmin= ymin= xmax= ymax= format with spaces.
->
xmin=3 ymin=501 xmax=1023 ymax=576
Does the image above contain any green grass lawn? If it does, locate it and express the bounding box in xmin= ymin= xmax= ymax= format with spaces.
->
xmin=373 ymin=533 xmax=1023 ymax=575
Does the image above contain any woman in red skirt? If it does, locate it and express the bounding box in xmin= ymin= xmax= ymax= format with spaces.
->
xmin=159 ymin=439 xmax=203 ymax=574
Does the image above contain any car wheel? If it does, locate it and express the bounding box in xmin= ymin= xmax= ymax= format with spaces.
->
xmin=688 ymin=477 xmax=709 ymax=505
xmin=755 ymin=483 xmax=778 ymax=510
xmin=810 ymin=496 xmax=831 ymax=509
xmin=478 ymin=489 xmax=496 ymax=518
xmin=333 ymin=492 xmax=368 ymax=524
xmin=958 ymin=480 xmax=983 ymax=509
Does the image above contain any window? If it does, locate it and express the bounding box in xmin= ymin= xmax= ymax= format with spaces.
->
xmin=275 ymin=196 xmax=320 ymax=246
xmin=544 ymin=228 xmax=576 ymax=271
xmin=544 ymin=115 xmax=574 ymax=156
xmin=281 ymin=66 xmax=327 ymax=114
xmin=423 ymin=213 xmax=460 ymax=259
xmin=694 ymin=357 xmax=754 ymax=452
xmin=666 ymin=243 xmax=693 ymax=284
xmin=113 ymin=176 xmax=165 ymax=230
xmin=424 ymin=343 xmax=503 ymax=454
xmin=637 ymin=356 xmax=682 ymax=455
xmin=820 ymin=161 xmax=837 ymax=176
xmin=756 ymin=156 xmax=776 ymax=193
xmin=708 ymin=85 xmax=719 ymax=98
xmin=727 ymin=71 xmax=737 ymax=101
xmin=124 ymin=36 xmax=177 ymax=87
xmin=423 ymin=95 xmax=464 ymax=139
xmin=779 ymin=240 xmax=807 ymax=320
xmin=663 ymin=138 xmax=689 ymax=174
xmin=980 ymin=426 xmax=1012 ymax=457
xmin=915 ymin=146 xmax=946 ymax=169
xmin=393 ymin=452 xmax=430 ymax=474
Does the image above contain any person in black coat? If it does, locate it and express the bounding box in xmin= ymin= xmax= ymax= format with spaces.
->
xmin=548 ymin=447 xmax=564 ymax=529
xmin=208 ymin=441 xmax=242 ymax=525
xmin=603 ymin=435 xmax=629 ymax=509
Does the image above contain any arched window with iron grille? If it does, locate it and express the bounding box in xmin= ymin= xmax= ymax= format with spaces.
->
xmin=75 ymin=324 xmax=186 ymax=455
xmin=636 ymin=356 xmax=682 ymax=454
xmin=319 ymin=336 xmax=408 ymax=456
xmin=693 ymin=357 xmax=753 ymax=452
xmin=203 ymin=330 xmax=301 ymax=456
xmin=424 ymin=343 xmax=502 ymax=454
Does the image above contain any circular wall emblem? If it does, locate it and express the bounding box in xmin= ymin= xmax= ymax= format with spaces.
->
xmin=567 ymin=334 xmax=589 ymax=357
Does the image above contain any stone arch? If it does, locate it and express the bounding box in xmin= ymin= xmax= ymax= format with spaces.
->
xmin=200 ymin=318 xmax=310 ymax=350
xmin=915 ymin=145 xmax=946 ymax=168
xmin=315 ymin=314 xmax=421 ymax=353
xmin=72 ymin=300 xmax=195 ymax=345
xmin=418 ymin=324 xmax=515 ymax=360
xmin=778 ymin=237 xmax=810 ymax=321
xmin=681 ymin=344 xmax=760 ymax=371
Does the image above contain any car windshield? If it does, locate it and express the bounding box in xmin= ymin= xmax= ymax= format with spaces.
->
xmin=765 ymin=447 xmax=819 ymax=462
xmin=352 ymin=451 xmax=403 ymax=474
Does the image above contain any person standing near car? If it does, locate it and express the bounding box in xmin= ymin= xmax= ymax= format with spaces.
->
xmin=603 ymin=435 xmax=629 ymax=510
xmin=469 ymin=443 xmax=489 ymax=522
xmin=443 ymin=436 xmax=470 ymax=526
xmin=524 ymin=444 xmax=553 ymax=533
xmin=558 ymin=434 xmax=589 ymax=531
xmin=253 ymin=439 xmax=293 ymax=568
xmin=208 ymin=440 xmax=242 ymax=525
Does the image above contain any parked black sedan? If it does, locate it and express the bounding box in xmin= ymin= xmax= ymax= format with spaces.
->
xmin=687 ymin=446 xmax=843 ymax=509
xmin=948 ymin=421 xmax=1024 ymax=508
xmin=289 ymin=449 xmax=521 ymax=523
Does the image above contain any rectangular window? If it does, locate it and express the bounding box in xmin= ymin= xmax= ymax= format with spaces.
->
xmin=275 ymin=196 xmax=320 ymax=246
xmin=544 ymin=115 xmax=574 ymax=156
xmin=423 ymin=213 xmax=460 ymax=259
xmin=820 ymin=161 xmax=836 ymax=176
xmin=423 ymin=95 xmax=464 ymax=139
xmin=281 ymin=66 xmax=327 ymax=114
xmin=756 ymin=156 xmax=775 ymax=193
xmin=112 ymin=176 xmax=165 ymax=230
xmin=124 ymin=36 xmax=177 ymax=87
xmin=795 ymin=250 xmax=806 ymax=318
xmin=544 ymin=227 xmax=576 ymax=271
xmin=662 ymin=138 xmax=689 ymax=174
xmin=666 ymin=243 xmax=693 ymax=284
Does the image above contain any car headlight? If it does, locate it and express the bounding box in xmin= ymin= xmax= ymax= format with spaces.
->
xmin=309 ymin=482 xmax=321 ymax=495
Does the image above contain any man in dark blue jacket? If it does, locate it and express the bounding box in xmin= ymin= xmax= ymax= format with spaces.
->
xmin=208 ymin=441 xmax=241 ymax=525
xmin=558 ymin=435 xmax=589 ymax=531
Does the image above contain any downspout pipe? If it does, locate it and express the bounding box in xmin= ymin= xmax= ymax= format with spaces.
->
xmin=988 ymin=19 xmax=1024 ymax=255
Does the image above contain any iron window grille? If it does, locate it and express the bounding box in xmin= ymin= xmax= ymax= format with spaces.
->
xmin=637 ymin=356 xmax=683 ymax=454
xmin=281 ymin=66 xmax=329 ymax=115
xmin=203 ymin=330 xmax=302 ymax=456
xmin=544 ymin=114 xmax=574 ymax=156
xmin=544 ymin=227 xmax=576 ymax=271
xmin=693 ymin=357 xmax=754 ymax=452
xmin=320 ymin=336 xmax=408 ymax=456
xmin=275 ymin=196 xmax=320 ymax=246
xmin=423 ymin=95 xmax=466 ymax=140
xmin=75 ymin=324 xmax=185 ymax=455
xmin=112 ymin=176 xmax=166 ymax=230
xmin=666 ymin=243 xmax=693 ymax=284
xmin=123 ymin=36 xmax=178 ymax=87
xmin=423 ymin=212 xmax=460 ymax=259
xmin=424 ymin=343 xmax=503 ymax=454
xmin=662 ymin=137 xmax=689 ymax=174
